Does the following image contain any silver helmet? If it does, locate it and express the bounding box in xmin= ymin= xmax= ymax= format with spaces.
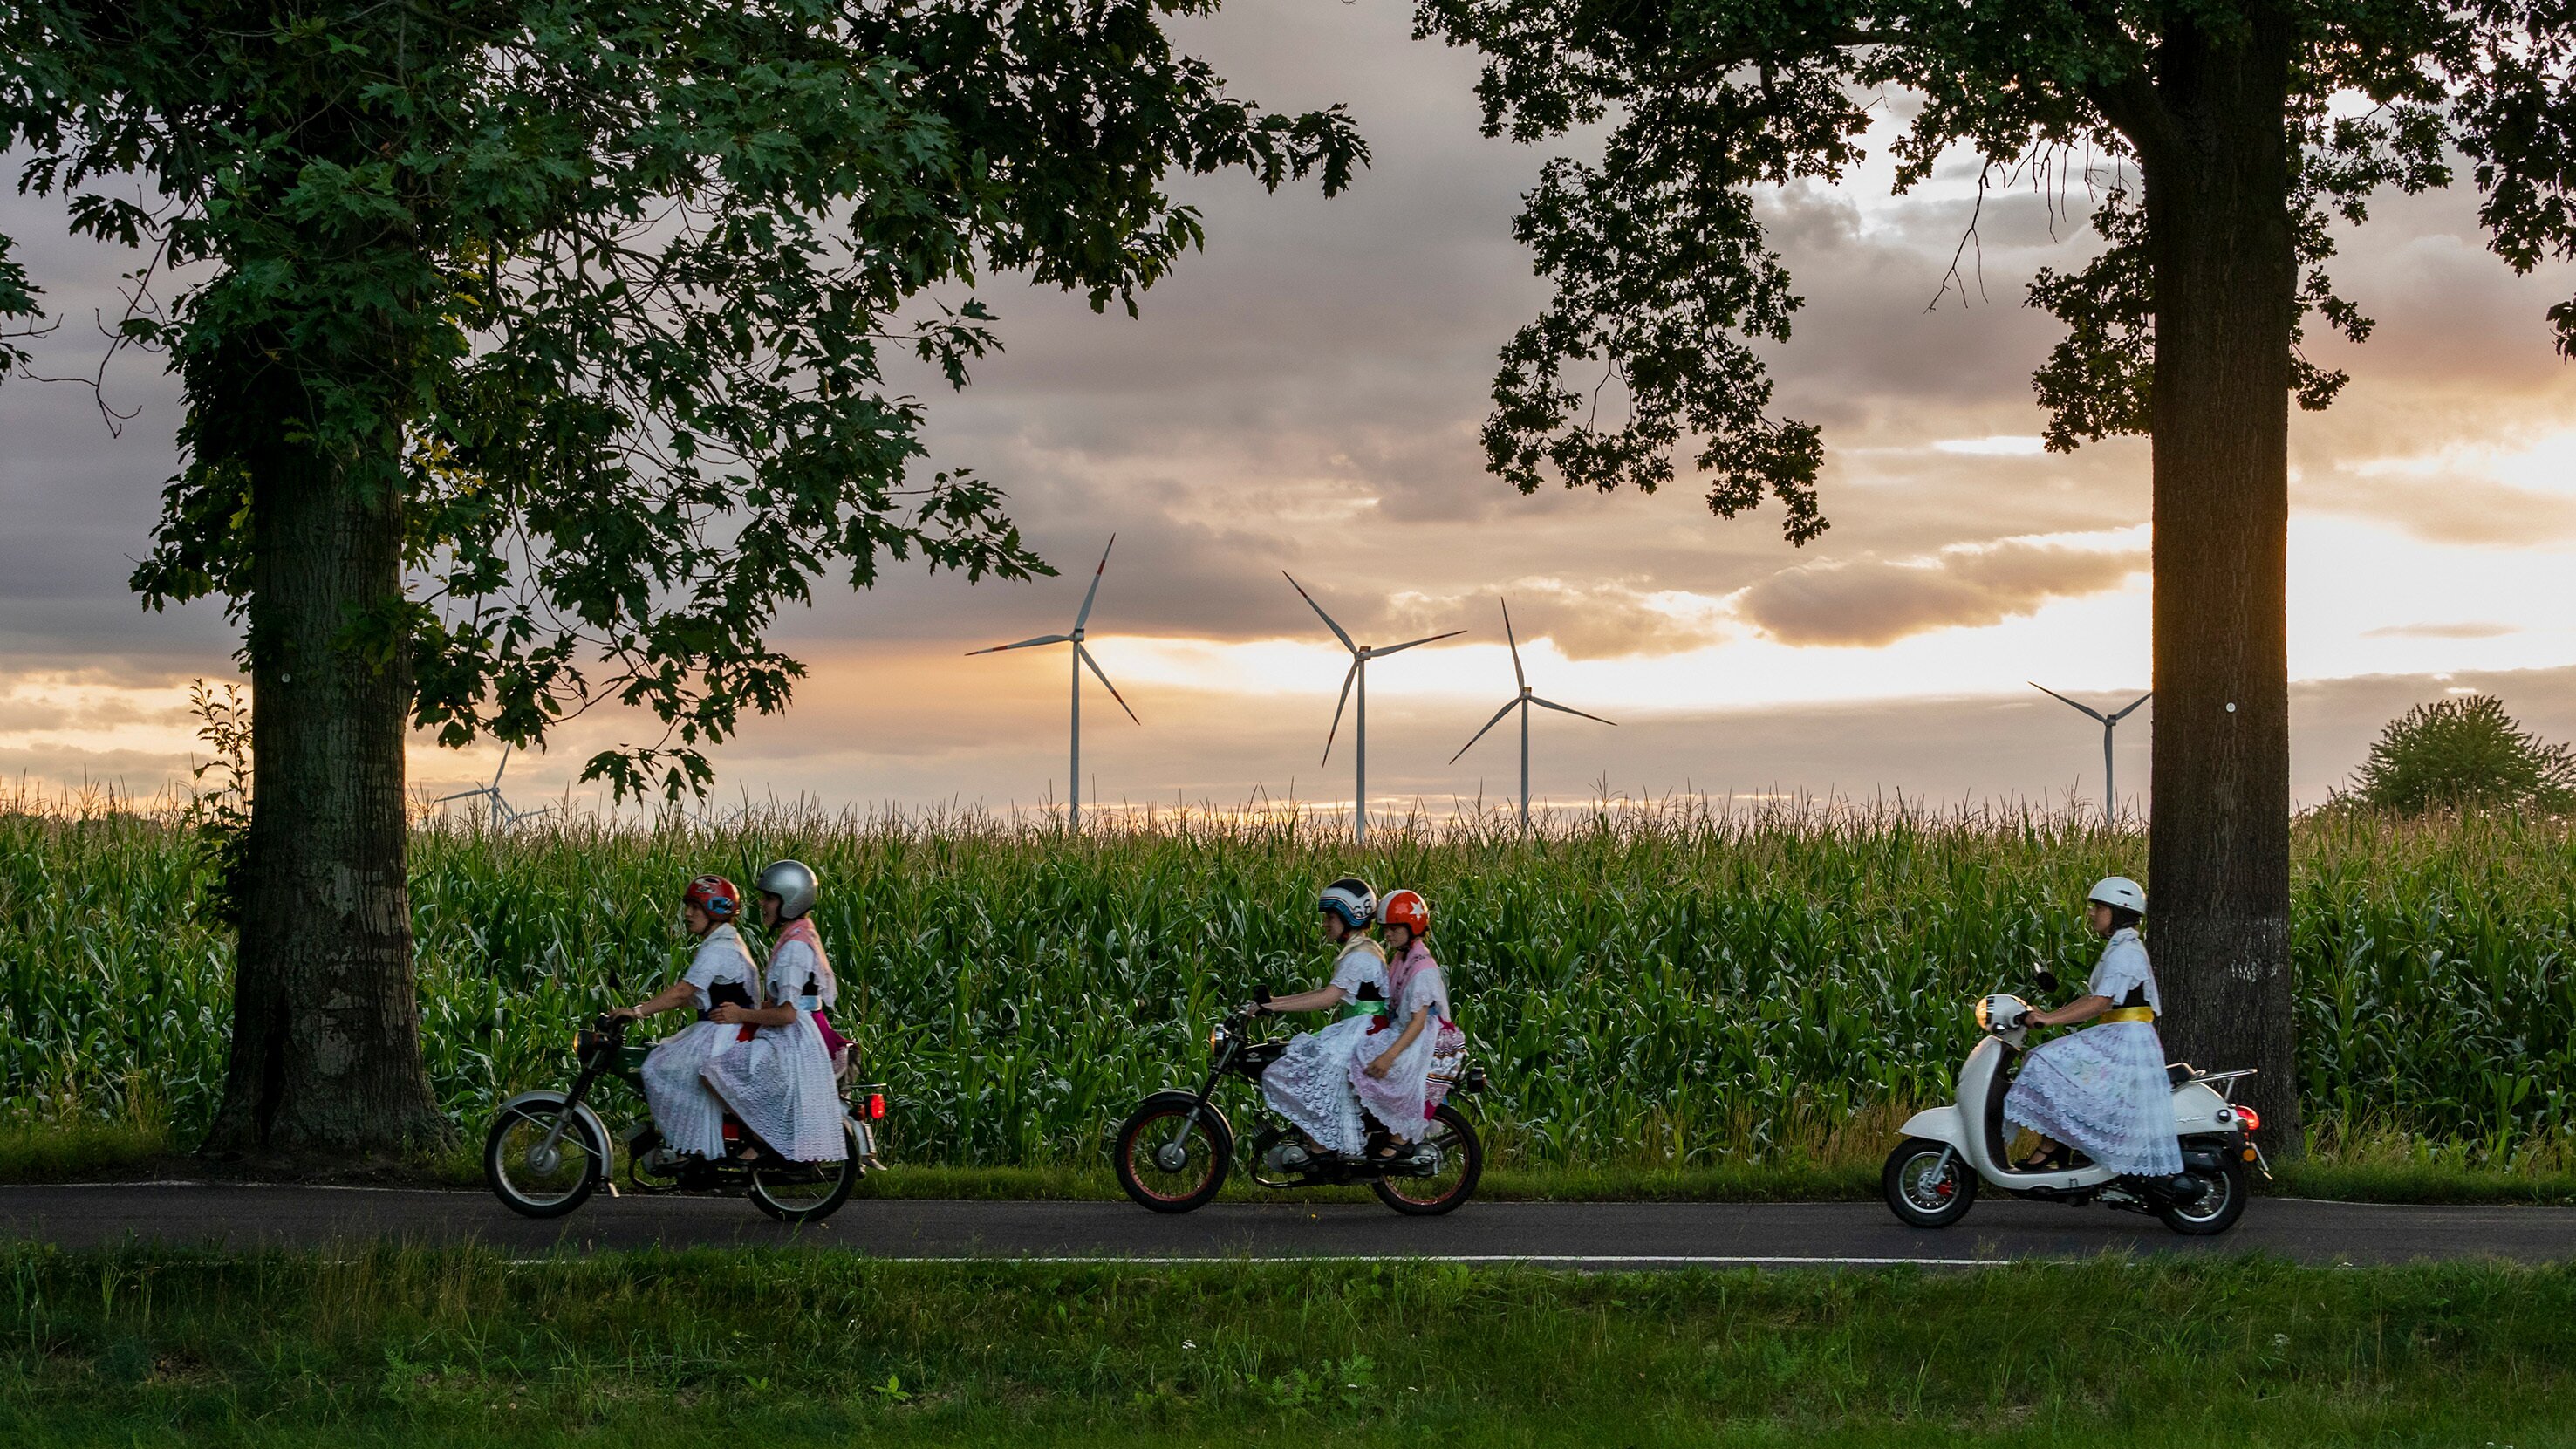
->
xmin=755 ymin=858 xmax=820 ymax=919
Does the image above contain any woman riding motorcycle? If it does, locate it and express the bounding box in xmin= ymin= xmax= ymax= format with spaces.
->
xmin=612 ymin=875 xmax=757 ymax=1167
xmin=2001 ymin=876 xmax=2183 ymax=1179
xmin=1252 ymin=877 xmax=1389 ymax=1159
xmin=701 ymin=858 xmax=851 ymax=1165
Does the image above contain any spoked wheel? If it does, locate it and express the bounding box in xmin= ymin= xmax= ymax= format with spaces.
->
xmin=1371 ymin=1104 xmax=1485 ymax=1216
xmin=485 ymin=1095 xmax=607 ymax=1219
xmin=1115 ymin=1093 xmax=1233 ymax=1213
xmin=749 ymin=1123 xmax=864 ymax=1223
xmin=1882 ymin=1137 xmax=1978 ymax=1228
xmin=2158 ymin=1156 xmax=2249 ymax=1235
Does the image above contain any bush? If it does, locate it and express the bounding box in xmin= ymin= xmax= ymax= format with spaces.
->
xmin=2347 ymin=694 xmax=2576 ymax=815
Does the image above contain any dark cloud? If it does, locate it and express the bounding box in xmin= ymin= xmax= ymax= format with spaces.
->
xmin=1735 ymin=539 xmax=2144 ymax=647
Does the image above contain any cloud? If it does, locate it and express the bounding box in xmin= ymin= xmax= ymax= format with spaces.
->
xmin=1734 ymin=538 xmax=2145 ymax=647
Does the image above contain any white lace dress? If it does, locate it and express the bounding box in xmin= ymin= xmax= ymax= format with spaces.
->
xmin=1259 ymin=940 xmax=1388 ymax=1157
xmin=639 ymin=924 xmax=755 ymax=1159
xmin=2003 ymin=928 xmax=2183 ymax=1176
xmin=1350 ymin=945 xmax=1452 ymax=1141
xmin=701 ymin=935 xmax=849 ymax=1162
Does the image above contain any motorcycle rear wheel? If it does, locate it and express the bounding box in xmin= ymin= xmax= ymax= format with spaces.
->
xmin=748 ymin=1124 xmax=865 ymax=1223
xmin=2158 ymin=1156 xmax=2249 ymax=1235
xmin=1370 ymin=1104 xmax=1484 ymax=1215
xmin=1115 ymin=1094 xmax=1233 ymax=1213
xmin=485 ymin=1096 xmax=606 ymax=1219
xmin=1882 ymin=1137 xmax=1978 ymax=1228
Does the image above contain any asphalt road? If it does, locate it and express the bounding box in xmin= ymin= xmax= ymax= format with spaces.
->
xmin=1 ymin=1184 xmax=2569 ymax=1266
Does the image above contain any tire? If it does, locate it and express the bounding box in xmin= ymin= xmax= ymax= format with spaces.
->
xmin=2159 ymin=1155 xmax=2250 ymax=1235
xmin=485 ymin=1095 xmax=607 ymax=1219
xmin=748 ymin=1123 xmax=864 ymax=1224
xmin=1882 ymin=1137 xmax=1978 ymax=1228
xmin=1115 ymin=1093 xmax=1233 ymax=1213
xmin=1371 ymin=1104 xmax=1485 ymax=1216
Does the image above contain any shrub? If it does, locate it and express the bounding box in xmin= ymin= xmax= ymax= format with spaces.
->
xmin=2347 ymin=694 xmax=2576 ymax=816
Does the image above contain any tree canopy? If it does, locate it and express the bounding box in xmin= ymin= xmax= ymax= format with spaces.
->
xmin=1413 ymin=0 xmax=2576 ymax=538
xmin=1 ymin=0 xmax=1363 ymax=796
xmin=2349 ymin=694 xmax=2576 ymax=815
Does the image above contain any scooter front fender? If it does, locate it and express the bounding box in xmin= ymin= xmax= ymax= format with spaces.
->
xmin=1897 ymin=1104 xmax=1970 ymax=1151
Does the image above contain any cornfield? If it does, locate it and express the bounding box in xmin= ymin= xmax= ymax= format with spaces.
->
xmin=2 ymin=795 xmax=2571 ymax=1166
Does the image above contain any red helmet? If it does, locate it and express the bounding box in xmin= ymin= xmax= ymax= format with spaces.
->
xmin=683 ymin=875 xmax=741 ymax=919
xmin=1380 ymin=889 xmax=1429 ymax=936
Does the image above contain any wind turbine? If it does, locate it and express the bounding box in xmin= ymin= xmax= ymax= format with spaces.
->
xmin=2031 ymin=683 xmax=2151 ymax=825
xmin=1284 ymin=573 xmax=1465 ymax=843
xmin=1451 ymin=598 xmax=1616 ymax=833
xmin=434 ymin=743 xmax=551 ymax=828
xmin=967 ymin=537 xmax=1138 ymax=830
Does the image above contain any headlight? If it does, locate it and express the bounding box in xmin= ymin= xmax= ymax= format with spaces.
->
xmin=1208 ymin=1025 xmax=1224 ymax=1051
xmin=1973 ymin=998 xmax=1992 ymax=1031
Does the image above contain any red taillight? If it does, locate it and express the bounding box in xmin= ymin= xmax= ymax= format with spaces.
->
xmin=2237 ymin=1106 xmax=2262 ymax=1133
xmin=867 ymin=1092 xmax=886 ymax=1120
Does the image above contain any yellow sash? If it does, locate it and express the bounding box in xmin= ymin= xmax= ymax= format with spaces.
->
xmin=2100 ymin=1005 xmax=2156 ymax=1024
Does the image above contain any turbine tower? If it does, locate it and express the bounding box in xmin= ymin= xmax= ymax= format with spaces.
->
xmin=2031 ymin=682 xmax=2151 ymax=826
xmin=1451 ymin=598 xmax=1615 ymax=833
xmin=434 ymin=743 xmax=551 ymax=828
xmin=1285 ymin=573 xmax=1464 ymax=843
xmin=968 ymin=537 xmax=1138 ymax=830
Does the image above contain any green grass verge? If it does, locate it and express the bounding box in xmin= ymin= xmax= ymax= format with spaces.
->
xmin=3 ymin=1246 xmax=2573 ymax=1446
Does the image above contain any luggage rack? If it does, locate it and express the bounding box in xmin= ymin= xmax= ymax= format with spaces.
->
xmin=2166 ymin=1063 xmax=2258 ymax=1097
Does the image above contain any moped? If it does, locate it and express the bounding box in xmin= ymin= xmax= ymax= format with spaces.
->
xmin=1113 ymin=1005 xmax=1486 ymax=1215
xmin=485 ymin=1012 xmax=889 ymax=1223
xmin=1881 ymin=982 xmax=2266 ymax=1235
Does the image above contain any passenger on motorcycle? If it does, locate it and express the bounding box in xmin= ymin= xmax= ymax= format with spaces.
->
xmin=2001 ymin=877 xmax=2183 ymax=1179
xmin=700 ymin=859 xmax=850 ymax=1165
xmin=1351 ymin=888 xmax=1464 ymax=1163
xmin=612 ymin=875 xmax=757 ymax=1165
xmin=1252 ymin=876 xmax=1390 ymax=1159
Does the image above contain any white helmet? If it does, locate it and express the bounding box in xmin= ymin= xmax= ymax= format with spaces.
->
xmin=1317 ymin=876 xmax=1377 ymax=930
xmin=2087 ymin=876 xmax=2146 ymax=914
xmin=755 ymin=858 xmax=820 ymax=919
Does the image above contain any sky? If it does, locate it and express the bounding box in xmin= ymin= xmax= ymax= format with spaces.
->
xmin=6 ymin=3 xmax=2576 ymax=824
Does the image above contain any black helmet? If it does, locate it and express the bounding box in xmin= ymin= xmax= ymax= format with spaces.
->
xmin=1317 ymin=876 xmax=1377 ymax=930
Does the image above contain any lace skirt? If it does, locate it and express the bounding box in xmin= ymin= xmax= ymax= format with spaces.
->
xmin=1261 ymin=1016 xmax=1377 ymax=1156
xmin=1350 ymin=1017 xmax=1465 ymax=1140
xmin=2003 ymin=1020 xmax=2183 ymax=1175
xmin=702 ymin=1014 xmax=849 ymax=1162
xmin=639 ymin=1020 xmax=735 ymax=1159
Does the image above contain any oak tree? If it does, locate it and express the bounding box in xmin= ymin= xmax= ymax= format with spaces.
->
xmin=1416 ymin=0 xmax=2576 ymax=1145
xmin=0 ymin=0 xmax=1360 ymax=1163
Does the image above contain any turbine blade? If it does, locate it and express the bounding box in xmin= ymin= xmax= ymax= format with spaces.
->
xmin=1321 ymin=660 xmax=1359 ymax=764
xmin=1283 ymin=572 xmax=1356 ymax=653
xmin=1368 ymin=628 xmax=1467 ymax=659
xmin=1077 ymin=643 xmax=1140 ymax=724
xmin=1449 ymin=698 xmax=1520 ymax=763
xmin=1073 ymin=535 xmax=1116 ymax=632
xmin=1528 ymin=695 xmax=1616 ymax=727
xmin=2029 ymin=681 xmax=2108 ymax=723
xmin=2109 ymin=690 xmax=2153 ymax=721
xmin=432 ymin=788 xmax=485 ymax=803
xmin=965 ymin=633 xmax=1070 ymax=656
xmin=1501 ymin=598 xmax=1526 ymax=691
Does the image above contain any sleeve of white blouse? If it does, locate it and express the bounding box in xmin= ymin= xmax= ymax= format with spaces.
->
xmin=768 ymin=937 xmax=817 ymax=1001
xmin=681 ymin=935 xmax=735 ymax=991
xmin=2090 ymin=934 xmax=2149 ymax=1001
xmin=1329 ymin=949 xmax=1382 ymax=996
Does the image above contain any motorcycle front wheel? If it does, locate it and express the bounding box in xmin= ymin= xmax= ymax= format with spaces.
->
xmin=1371 ymin=1104 xmax=1485 ymax=1215
xmin=485 ymin=1095 xmax=607 ymax=1219
xmin=748 ymin=1123 xmax=864 ymax=1224
xmin=1882 ymin=1137 xmax=1978 ymax=1228
xmin=1115 ymin=1093 xmax=1233 ymax=1213
xmin=2158 ymin=1155 xmax=2250 ymax=1235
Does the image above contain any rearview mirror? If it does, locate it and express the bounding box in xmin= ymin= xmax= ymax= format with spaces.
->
xmin=2033 ymin=968 xmax=2060 ymax=994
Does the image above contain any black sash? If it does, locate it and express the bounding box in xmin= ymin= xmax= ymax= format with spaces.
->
xmin=696 ymin=979 xmax=754 ymax=1021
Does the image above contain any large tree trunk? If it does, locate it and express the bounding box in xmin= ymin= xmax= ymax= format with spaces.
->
xmin=200 ymin=366 xmax=448 ymax=1163
xmin=2136 ymin=13 xmax=2303 ymax=1153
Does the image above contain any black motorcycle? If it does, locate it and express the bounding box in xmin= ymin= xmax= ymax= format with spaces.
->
xmin=484 ymin=1013 xmax=889 ymax=1223
xmin=1113 ymin=1005 xmax=1486 ymax=1215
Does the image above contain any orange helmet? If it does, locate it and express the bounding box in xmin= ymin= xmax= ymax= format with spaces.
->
xmin=1380 ymin=888 xmax=1429 ymax=936
xmin=682 ymin=874 xmax=741 ymax=919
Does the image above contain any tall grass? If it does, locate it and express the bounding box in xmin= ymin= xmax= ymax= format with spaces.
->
xmin=2 ymin=790 xmax=2570 ymax=1168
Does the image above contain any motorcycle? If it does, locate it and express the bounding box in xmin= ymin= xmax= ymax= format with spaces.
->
xmin=1881 ymin=977 xmax=2266 ymax=1235
xmin=484 ymin=1012 xmax=890 ymax=1223
xmin=1113 ymin=1005 xmax=1486 ymax=1215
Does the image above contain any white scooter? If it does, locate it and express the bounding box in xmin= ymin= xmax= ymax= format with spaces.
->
xmin=1882 ymin=981 xmax=2267 ymax=1235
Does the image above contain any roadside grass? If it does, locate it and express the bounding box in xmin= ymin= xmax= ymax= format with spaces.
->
xmin=2 ymin=1245 xmax=2572 ymax=1447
